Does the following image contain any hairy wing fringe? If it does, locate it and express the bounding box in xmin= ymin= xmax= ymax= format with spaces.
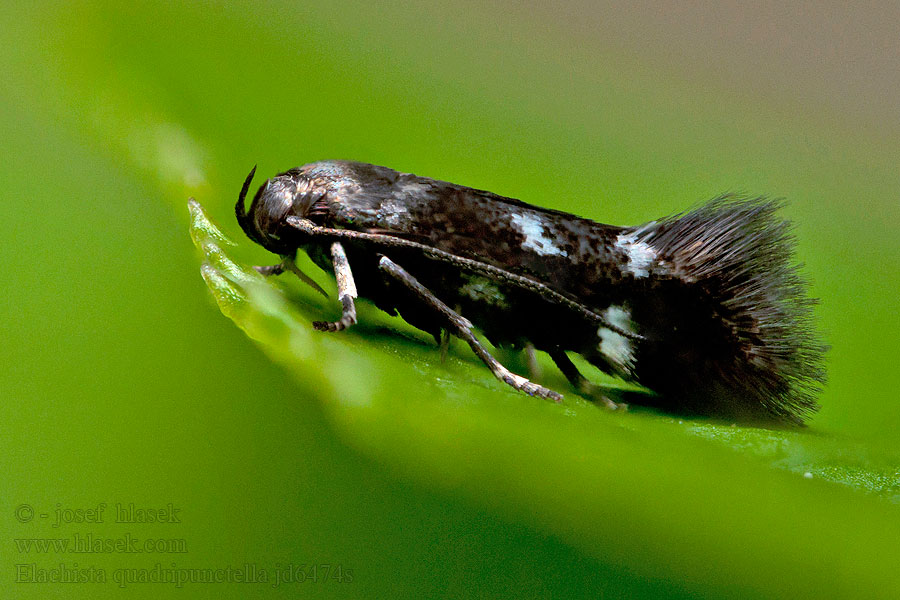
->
xmin=642 ymin=195 xmax=827 ymax=423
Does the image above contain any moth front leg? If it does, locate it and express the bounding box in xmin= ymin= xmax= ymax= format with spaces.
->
xmin=313 ymin=242 xmax=359 ymax=332
xmin=255 ymin=255 xmax=329 ymax=298
xmin=377 ymin=255 xmax=562 ymax=402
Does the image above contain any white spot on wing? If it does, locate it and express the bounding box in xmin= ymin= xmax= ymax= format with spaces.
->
xmin=615 ymin=227 xmax=658 ymax=278
xmin=598 ymin=305 xmax=636 ymax=372
xmin=377 ymin=198 xmax=409 ymax=228
xmin=510 ymin=212 xmax=568 ymax=257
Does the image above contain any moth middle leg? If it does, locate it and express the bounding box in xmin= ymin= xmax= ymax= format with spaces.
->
xmin=377 ymin=255 xmax=562 ymax=402
xmin=548 ymin=349 xmax=627 ymax=411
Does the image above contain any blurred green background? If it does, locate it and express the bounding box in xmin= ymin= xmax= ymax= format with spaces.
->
xmin=3 ymin=1 xmax=899 ymax=598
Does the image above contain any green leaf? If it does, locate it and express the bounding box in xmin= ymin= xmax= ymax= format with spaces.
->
xmin=6 ymin=1 xmax=900 ymax=596
xmin=192 ymin=199 xmax=900 ymax=599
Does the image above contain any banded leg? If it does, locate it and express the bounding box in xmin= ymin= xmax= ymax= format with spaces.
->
xmin=548 ymin=349 xmax=626 ymax=411
xmin=378 ymin=256 xmax=562 ymax=402
xmin=313 ymin=242 xmax=358 ymax=332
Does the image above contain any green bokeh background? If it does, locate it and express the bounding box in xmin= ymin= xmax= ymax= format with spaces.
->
xmin=3 ymin=2 xmax=899 ymax=598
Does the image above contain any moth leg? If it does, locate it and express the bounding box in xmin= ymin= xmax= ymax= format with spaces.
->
xmin=313 ymin=242 xmax=358 ymax=332
xmin=524 ymin=343 xmax=542 ymax=382
xmin=255 ymin=256 xmax=329 ymax=298
xmin=254 ymin=262 xmax=285 ymax=276
xmin=548 ymin=349 xmax=626 ymax=411
xmin=439 ymin=329 xmax=452 ymax=363
xmin=378 ymin=256 xmax=562 ymax=402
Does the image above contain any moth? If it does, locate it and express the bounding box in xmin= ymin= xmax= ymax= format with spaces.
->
xmin=235 ymin=160 xmax=826 ymax=424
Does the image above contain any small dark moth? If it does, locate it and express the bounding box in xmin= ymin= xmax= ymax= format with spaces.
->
xmin=236 ymin=160 xmax=826 ymax=424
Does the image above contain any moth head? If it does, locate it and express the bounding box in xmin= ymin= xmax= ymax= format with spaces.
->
xmin=236 ymin=166 xmax=325 ymax=254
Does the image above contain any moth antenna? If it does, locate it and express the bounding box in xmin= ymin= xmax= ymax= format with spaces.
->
xmin=235 ymin=165 xmax=259 ymax=243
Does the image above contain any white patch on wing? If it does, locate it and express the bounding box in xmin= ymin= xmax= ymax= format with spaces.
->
xmin=615 ymin=227 xmax=658 ymax=278
xmin=598 ymin=305 xmax=636 ymax=372
xmin=510 ymin=212 xmax=568 ymax=257
xmin=377 ymin=198 xmax=410 ymax=228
